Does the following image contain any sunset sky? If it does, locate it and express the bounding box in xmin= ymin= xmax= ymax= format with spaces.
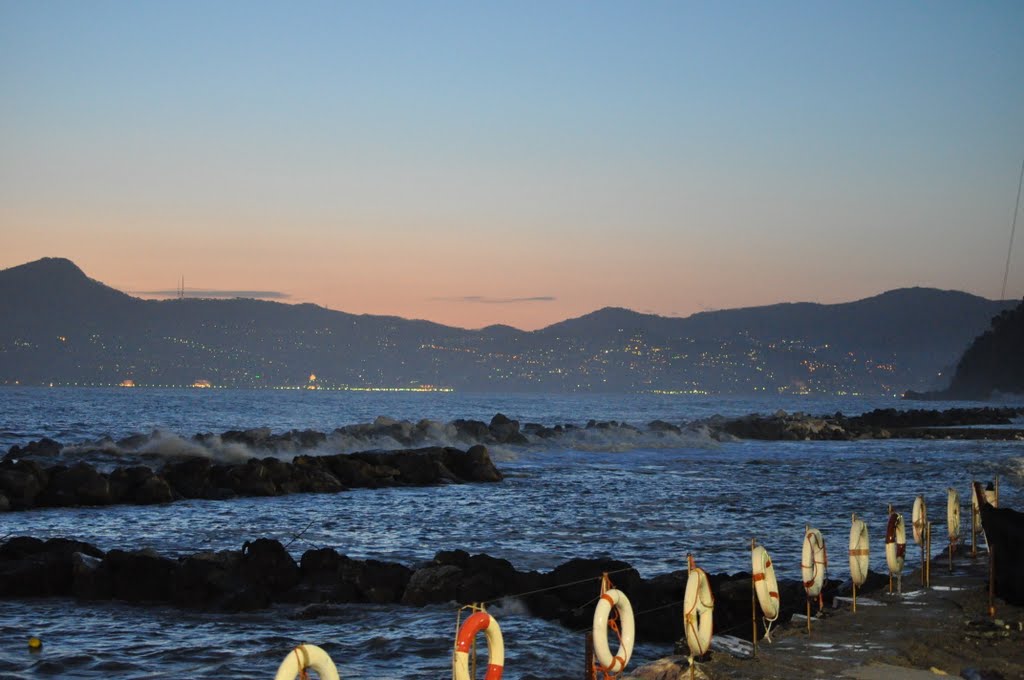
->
xmin=2 ymin=1 xmax=1023 ymax=330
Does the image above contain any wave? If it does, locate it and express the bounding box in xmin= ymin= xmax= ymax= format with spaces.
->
xmin=20 ymin=414 xmax=719 ymax=467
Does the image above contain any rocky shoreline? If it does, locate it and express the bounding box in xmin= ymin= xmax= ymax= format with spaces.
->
xmin=0 ymin=534 xmax=862 ymax=644
xmin=0 ymin=445 xmax=501 ymax=512
xmin=2 ymin=406 xmax=1020 ymax=513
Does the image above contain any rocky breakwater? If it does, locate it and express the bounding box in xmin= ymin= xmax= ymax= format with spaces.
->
xmin=707 ymin=406 xmax=1024 ymax=441
xmin=0 ymin=444 xmax=501 ymax=512
xmin=0 ymin=536 xmax=871 ymax=644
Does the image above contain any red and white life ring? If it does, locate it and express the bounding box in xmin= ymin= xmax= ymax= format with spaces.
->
xmin=801 ymin=528 xmax=828 ymax=598
xmin=453 ymin=612 xmax=504 ymax=680
xmin=274 ymin=644 xmax=339 ymax=680
xmin=683 ymin=566 xmax=714 ymax=658
xmin=751 ymin=544 xmax=780 ymax=621
xmin=885 ymin=512 xmax=907 ymax=575
xmin=912 ymin=496 xmax=927 ymax=545
xmin=592 ymin=588 xmax=635 ymax=674
xmin=849 ymin=518 xmax=869 ymax=587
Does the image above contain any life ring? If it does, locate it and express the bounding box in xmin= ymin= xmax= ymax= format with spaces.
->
xmin=885 ymin=512 xmax=907 ymax=575
xmin=751 ymin=545 xmax=779 ymax=621
xmin=911 ymin=496 xmax=927 ymax=545
xmin=592 ymin=588 xmax=635 ymax=674
xmin=683 ymin=566 xmax=714 ymax=658
xmin=848 ymin=518 xmax=869 ymax=587
xmin=453 ymin=612 xmax=504 ymax=680
xmin=947 ymin=488 xmax=960 ymax=541
xmin=801 ymin=528 xmax=828 ymax=598
xmin=274 ymin=644 xmax=340 ymax=680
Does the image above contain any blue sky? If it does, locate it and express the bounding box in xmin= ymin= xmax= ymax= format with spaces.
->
xmin=2 ymin=1 xmax=1022 ymax=329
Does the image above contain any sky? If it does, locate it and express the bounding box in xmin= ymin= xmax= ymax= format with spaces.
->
xmin=2 ymin=1 xmax=1023 ymax=330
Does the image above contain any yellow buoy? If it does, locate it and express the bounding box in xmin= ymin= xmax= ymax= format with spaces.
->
xmin=28 ymin=636 xmax=42 ymax=651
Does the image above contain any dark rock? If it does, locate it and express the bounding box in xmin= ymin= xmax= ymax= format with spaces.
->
xmin=402 ymin=564 xmax=464 ymax=605
xmin=0 ymin=459 xmax=49 ymax=508
xmin=444 ymin=445 xmax=503 ymax=483
xmin=453 ymin=419 xmax=491 ymax=443
xmin=240 ymin=539 xmax=299 ymax=594
xmin=108 ymin=466 xmax=173 ymax=504
xmin=37 ymin=462 xmax=111 ymax=506
xmin=101 ymin=549 xmax=177 ymax=602
xmin=648 ymin=420 xmax=682 ymax=434
xmin=172 ymin=550 xmax=242 ymax=607
xmin=161 ymin=457 xmax=214 ymax=499
xmin=212 ymin=460 xmax=279 ymax=497
xmin=357 ymin=559 xmax=412 ymax=603
xmin=979 ymin=503 xmax=1024 ymax=605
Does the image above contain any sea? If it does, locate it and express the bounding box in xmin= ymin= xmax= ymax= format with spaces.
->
xmin=1 ymin=387 xmax=1022 ymax=679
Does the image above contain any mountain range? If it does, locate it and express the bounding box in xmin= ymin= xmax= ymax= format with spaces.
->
xmin=0 ymin=257 xmax=1017 ymax=395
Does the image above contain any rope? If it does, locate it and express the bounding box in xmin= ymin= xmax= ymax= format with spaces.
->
xmin=293 ymin=646 xmax=310 ymax=680
xmin=284 ymin=519 xmax=318 ymax=550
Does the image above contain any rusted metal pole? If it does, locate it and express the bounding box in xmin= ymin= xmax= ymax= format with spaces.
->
xmin=585 ymin=631 xmax=594 ymax=680
xmin=751 ymin=538 xmax=758 ymax=657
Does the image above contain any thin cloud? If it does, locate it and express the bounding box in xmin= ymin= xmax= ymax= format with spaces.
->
xmin=135 ymin=289 xmax=291 ymax=300
xmin=433 ymin=295 xmax=556 ymax=304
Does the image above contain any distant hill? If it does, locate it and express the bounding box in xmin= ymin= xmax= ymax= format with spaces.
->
xmin=0 ymin=258 xmax=1017 ymax=394
xmin=907 ymin=298 xmax=1024 ymax=400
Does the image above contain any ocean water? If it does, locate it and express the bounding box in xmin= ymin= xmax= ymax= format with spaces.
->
xmin=0 ymin=387 xmax=1022 ymax=679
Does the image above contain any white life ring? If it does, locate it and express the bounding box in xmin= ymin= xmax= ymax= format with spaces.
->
xmin=683 ymin=567 xmax=714 ymax=658
xmin=801 ymin=528 xmax=828 ymax=598
xmin=274 ymin=644 xmax=339 ymax=680
xmin=592 ymin=588 xmax=635 ymax=674
xmin=848 ymin=518 xmax=869 ymax=587
xmin=751 ymin=545 xmax=779 ymax=621
xmin=912 ymin=496 xmax=927 ymax=545
xmin=454 ymin=612 xmax=504 ymax=680
xmin=885 ymin=512 xmax=907 ymax=575
xmin=947 ymin=488 xmax=960 ymax=541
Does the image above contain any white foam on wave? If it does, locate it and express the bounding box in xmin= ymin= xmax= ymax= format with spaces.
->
xmin=527 ymin=424 xmax=718 ymax=453
xmin=138 ymin=432 xmax=255 ymax=464
xmin=487 ymin=597 xmax=530 ymax=617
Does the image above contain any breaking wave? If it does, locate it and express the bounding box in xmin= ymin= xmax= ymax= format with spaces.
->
xmin=25 ymin=414 xmax=719 ymax=468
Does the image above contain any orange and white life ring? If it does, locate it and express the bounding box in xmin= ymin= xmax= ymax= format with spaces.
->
xmin=801 ymin=528 xmax=828 ymax=598
xmin=274 ymin=644 xmax=339 ymax=680
xmin=848 ymin=518 xmax=869 ymax=587
xmin=683 ymin=566 xmax=714 ymax=658
xmin=912 ymin=496 xmax=927 ymax=545
xmin=592 ymin=588 xmax=635 ymax=674
xmin=885 ymin=512 xmax=907 ymax=575
xmin=751 ymin=544 xmax=779 ymax=621
xmin=453 ymin=612 xmax=504 ymax=680
xmin=947 ymin=488 xmax=960 ymax=541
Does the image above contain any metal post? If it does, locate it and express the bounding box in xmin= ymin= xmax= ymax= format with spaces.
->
xmin=925 ymin=521 xmax=931 ymax=588
xmin=989 ymin=544 xmax=996 ymax=619
xmin=971 ymin=480 xmax=978 ymax=558
xmin=887 ymin=505 xmax=894 ymax=594
xmin=585 ymin=631 xmax=594 ymax=680
xmin=751 ymin=538 xmax=758 ymax=657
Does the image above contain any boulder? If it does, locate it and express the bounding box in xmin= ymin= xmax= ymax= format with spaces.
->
xmin=161 ymin=457 xmax=214 ymax=498
xmin=240 ymin=539 xmax=299 ymax=594
xmin=357 ymin=559 xmax=412 ymax=603
xmin=0 ymin=459 xmax=49 ymax=508
xmin=37 ymin=462 xmax=111 ymax=506
xmin=172 ymin=550 xmax=242 ymax=607
xmin=100 ymin=549 xmax=177 ymax=602
xmin=402 ymin=564 xmax=464 ymax=605
xmin=443 ymin=445 xmax=503 ymax=483
xmin=108 ymin=466 xmax=173 ymax=504
xmin=0 ymin=537 xmax=105 ymax=597
xmin=212 ymin=460 xmax=279 ymax=497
